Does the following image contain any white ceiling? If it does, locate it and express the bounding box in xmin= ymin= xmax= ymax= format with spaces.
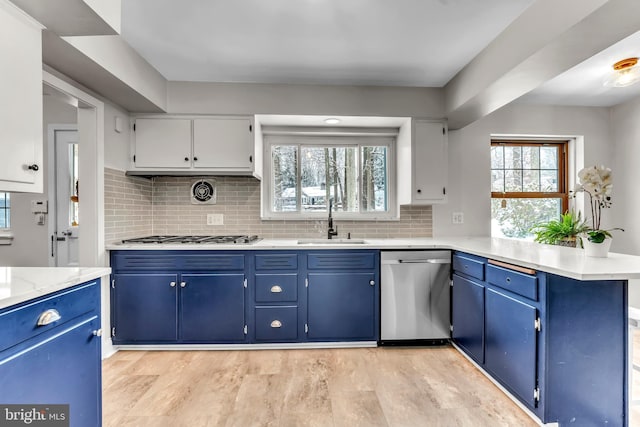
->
xmin=120 ymin=0 xmax=640 ymax=109
xmin=121 ymin=0 xmax=534 ymax=87
xmin=518 ymin=30 xmax=640 ymax=107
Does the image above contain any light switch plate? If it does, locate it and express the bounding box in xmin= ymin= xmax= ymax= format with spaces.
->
xmin=452 ymin=212 xmax=464 ymax=224
xmin=207 ymin=213 xmax=224 ymax=225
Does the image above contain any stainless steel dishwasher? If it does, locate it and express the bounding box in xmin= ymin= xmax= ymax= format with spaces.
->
xmin=380 ymin=251 xmax=451 ymax=345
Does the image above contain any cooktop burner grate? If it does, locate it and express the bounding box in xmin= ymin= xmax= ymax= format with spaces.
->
xmin=121 ymin=235 xmax=261 ymax=244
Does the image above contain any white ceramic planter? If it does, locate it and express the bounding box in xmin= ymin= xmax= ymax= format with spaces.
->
xmin=583 ymin=237 xmax=612 ymax=257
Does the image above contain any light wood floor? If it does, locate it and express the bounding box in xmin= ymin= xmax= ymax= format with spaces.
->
xmin=103 ymin=345 xmax=539 ymax=427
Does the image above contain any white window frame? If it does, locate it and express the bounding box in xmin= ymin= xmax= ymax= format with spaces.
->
xmin=0 ymin=192 xmax=12 ymax=245
xmin=262 ymin=134 xmax=397 ymax=220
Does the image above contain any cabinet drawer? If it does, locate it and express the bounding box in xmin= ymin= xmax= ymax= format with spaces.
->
xmin=255 ymin=306 xmax=298 ymax=341
xmin=255 ymin=274 xmax=298 ymax=303
xmin=307 ymin=252 xmax=376 ymax=270
xmin=453 ymin=254 xmax=485 ymax=281
xmin=255 ymin=254 xmax=297 ymax=270
xmin=0 ymin=281 xmax=98 ymax=353
xmin=486 ymin=264 xmax=538 ymax=301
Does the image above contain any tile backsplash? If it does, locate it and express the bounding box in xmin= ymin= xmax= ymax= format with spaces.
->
xmin=105 ymin=168 xmax=432 ymax=242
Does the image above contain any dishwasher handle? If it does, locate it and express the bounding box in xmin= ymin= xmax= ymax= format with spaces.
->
xmin=381 ymin=259 xmax=451 ymax=265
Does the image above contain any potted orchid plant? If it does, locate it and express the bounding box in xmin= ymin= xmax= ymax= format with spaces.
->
xmin=572 ymin=165 xmax=624 ymax=257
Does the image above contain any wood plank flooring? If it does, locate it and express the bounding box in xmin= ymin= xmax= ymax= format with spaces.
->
xmin=102 ymin=345 xmax=538 ymax=427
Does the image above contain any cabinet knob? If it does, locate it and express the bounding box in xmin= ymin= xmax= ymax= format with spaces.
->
xmin=37 ymin=309 xmax=61 ymax=326
xmin=180 ymin=281 xmax=187 ymax=288
xmin=270 ymin=320 xmax=282 ymax=328
xmin=369 ymin=280 xmax=375 ymax=286
xmin=417 ymin=189 xmax=422 ymax=193
xmin=270 ymin=285 xmax=283 ymax=293
xmin=184 ymin=157 xmax=189 ymax=161
xmin=506 ymin=277 xmax=511 ymax=283
xmin=170 ymin=281 xmax=176 ymax=287
xmin=27 ymin=164 xmax=39 ymax=171
xmin=193 ymin=157 xmax=198 ymax=161
xmin=93 ymin=329 xmax=103 ymax=337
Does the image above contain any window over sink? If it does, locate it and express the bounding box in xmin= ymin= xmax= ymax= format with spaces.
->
xmin=0 ymin=193 xmax=9 ymax=229
xmin=491 ymin=140 xmax=569 ymax=239
xmin=263 ymin=134 xmax=396 ymax=220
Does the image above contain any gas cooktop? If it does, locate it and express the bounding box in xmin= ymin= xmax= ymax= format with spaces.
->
xmin=121 ymin=235 xmax=261 ymax=244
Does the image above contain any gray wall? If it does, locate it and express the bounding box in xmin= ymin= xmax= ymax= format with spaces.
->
xmin=432 ymin=103 xmax=614 ymax=239
xmin=611 ymin=96 xmax=640 ymax=306
xmin=0 ymin=96 xmax=77 ymax=266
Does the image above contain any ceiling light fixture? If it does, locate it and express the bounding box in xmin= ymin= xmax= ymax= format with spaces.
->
xmin=324 ymin=118 xmax=341 ymax=125
xmin=604 ymin=57 xmax=640 ymax=88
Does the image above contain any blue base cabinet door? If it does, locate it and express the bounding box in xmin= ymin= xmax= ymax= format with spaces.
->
xmin=307 ymin=272 xmax=376 ymax=340
xmin=180 ymin=274 xmax=246 ymax=342
xmin=112 ymin=274 xmax=178 ymax=343
xmin=452 ymin=274 xmax=485 ymax=364
xmin=0 ymin=316 xmax=101 ymax=427
xmin=485 ymin=288 xmax=537 ymax=409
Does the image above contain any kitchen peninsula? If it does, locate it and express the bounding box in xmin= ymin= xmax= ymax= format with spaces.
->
xmin=108 ymin=237 xmax=640 ymax=426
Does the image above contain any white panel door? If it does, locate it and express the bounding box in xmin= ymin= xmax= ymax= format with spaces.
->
xmin=413 ymin=120 xmax=447 ymax=204
xmin=55 ymin=130 xmax=79 ymax=267
xmin=193 ymin=117 xmax=253 ymax=170
xmin=133 ymin=118 xmax=192 ymax=168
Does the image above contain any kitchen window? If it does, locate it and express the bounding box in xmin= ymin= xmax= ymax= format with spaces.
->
xmin=491 ymin=141 xmax=568 ymax=239
xmin=263 ymin=134 xmax=396 ymax=220
xmin=0 ymin=193 xmax=9 ymax=229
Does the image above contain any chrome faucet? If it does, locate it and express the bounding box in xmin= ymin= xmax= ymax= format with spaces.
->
xmin=327 ymin=199 xmax=338 ymax=239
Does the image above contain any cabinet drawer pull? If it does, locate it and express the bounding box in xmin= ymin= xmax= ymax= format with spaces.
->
xmin=170 ymin=281 xmax=176 ymax=287
xmin=270 ymin=320 xmax=282 ymax=328
xmin=37 ymin=309 xmax=61 ymax=326
xmin=93 ymin=329 xmax=103 ymax=337
xmin=270 ymin=285 xmax=283 ymax=293
xmin=506 ymin=277 xmax=511 ymax=283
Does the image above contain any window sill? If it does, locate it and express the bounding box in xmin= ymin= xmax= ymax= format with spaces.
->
xmin=0 ymin=232 xmax=14 ymax=245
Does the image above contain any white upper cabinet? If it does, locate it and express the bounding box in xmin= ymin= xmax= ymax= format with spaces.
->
xmin=130 ymin=116 xmax=259 ymax=177
xmin=397 ymin=119 xmax=448 ymax=205
xmin=0 ymin=2 xmax=43 ymax=193
xmin=133 ymin=118 xmax=191 ymax=168
xmin=193 ymin=117 xmax=253 ymax=170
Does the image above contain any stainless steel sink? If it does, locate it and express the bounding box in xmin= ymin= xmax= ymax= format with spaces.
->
xmin=297 ymin=238 xmax=367 ymax=244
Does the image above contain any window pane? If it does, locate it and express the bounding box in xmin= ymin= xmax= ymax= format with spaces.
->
xmin=491 ymin=170 xmax=504 ymax=192
xmin=522 ymin=146 xmax=540 ymax=169
xmin=504 ymin=169 xmax=522 ymax=192
xmin=540 ymin=147 xmax=558 ymax=169
xmin=522 ymin=170 xmax=540 ymax=192
xmin=540 ymin=170 xmax=558 ymax=192
xmin=504 ymin=146 xmax=522 ymax=169
xmin=491 ymin=146 xmax=504 ymax=169
xmin=362 ymin=146 xmax=387 ymax=212
xmin=272 ymin=146 xmax=298 ymax=212
xmin=491 ymin=198 xmax=562 ymax=239
xmin=300 ymin=146 xmax=358 ymax=212
xmin=0 ymin=193 xmax=9 ymax=228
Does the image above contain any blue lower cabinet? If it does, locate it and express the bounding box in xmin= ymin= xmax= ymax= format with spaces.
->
xmin=0 ymin=281 xmax=102 ymax=427
xmin=485 ymin=288 xmax=537 ymax=409
xmin=180 ymin=274 xmax=246 ymax=342
xmin=307 ymin=272 xmax=377 ymax=341
xmin=255 ymin=306 xmax=298 ymax=342
xmin=112 ymin=274 xmax=178 ymax=343
xmin=452 ymin=274 xmax=485 ymax=364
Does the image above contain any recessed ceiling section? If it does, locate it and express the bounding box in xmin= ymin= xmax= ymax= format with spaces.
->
xmin=121 ymin=0 xmax=534 ymax=87
xmin=518 ymin=30 xmax=640 ymax=107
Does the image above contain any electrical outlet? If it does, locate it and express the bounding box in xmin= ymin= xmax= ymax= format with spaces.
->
xmin=206 ymin=214 xmax=224 ymax=225
xmin=452 ymin=212 xmax=464 ymax=224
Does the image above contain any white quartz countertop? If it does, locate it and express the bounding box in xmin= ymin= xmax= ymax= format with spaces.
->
xmin=106 ymin=237 xmax=640 ymax=281
xmin=0 ymin=267 xmax=111 ymax=310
